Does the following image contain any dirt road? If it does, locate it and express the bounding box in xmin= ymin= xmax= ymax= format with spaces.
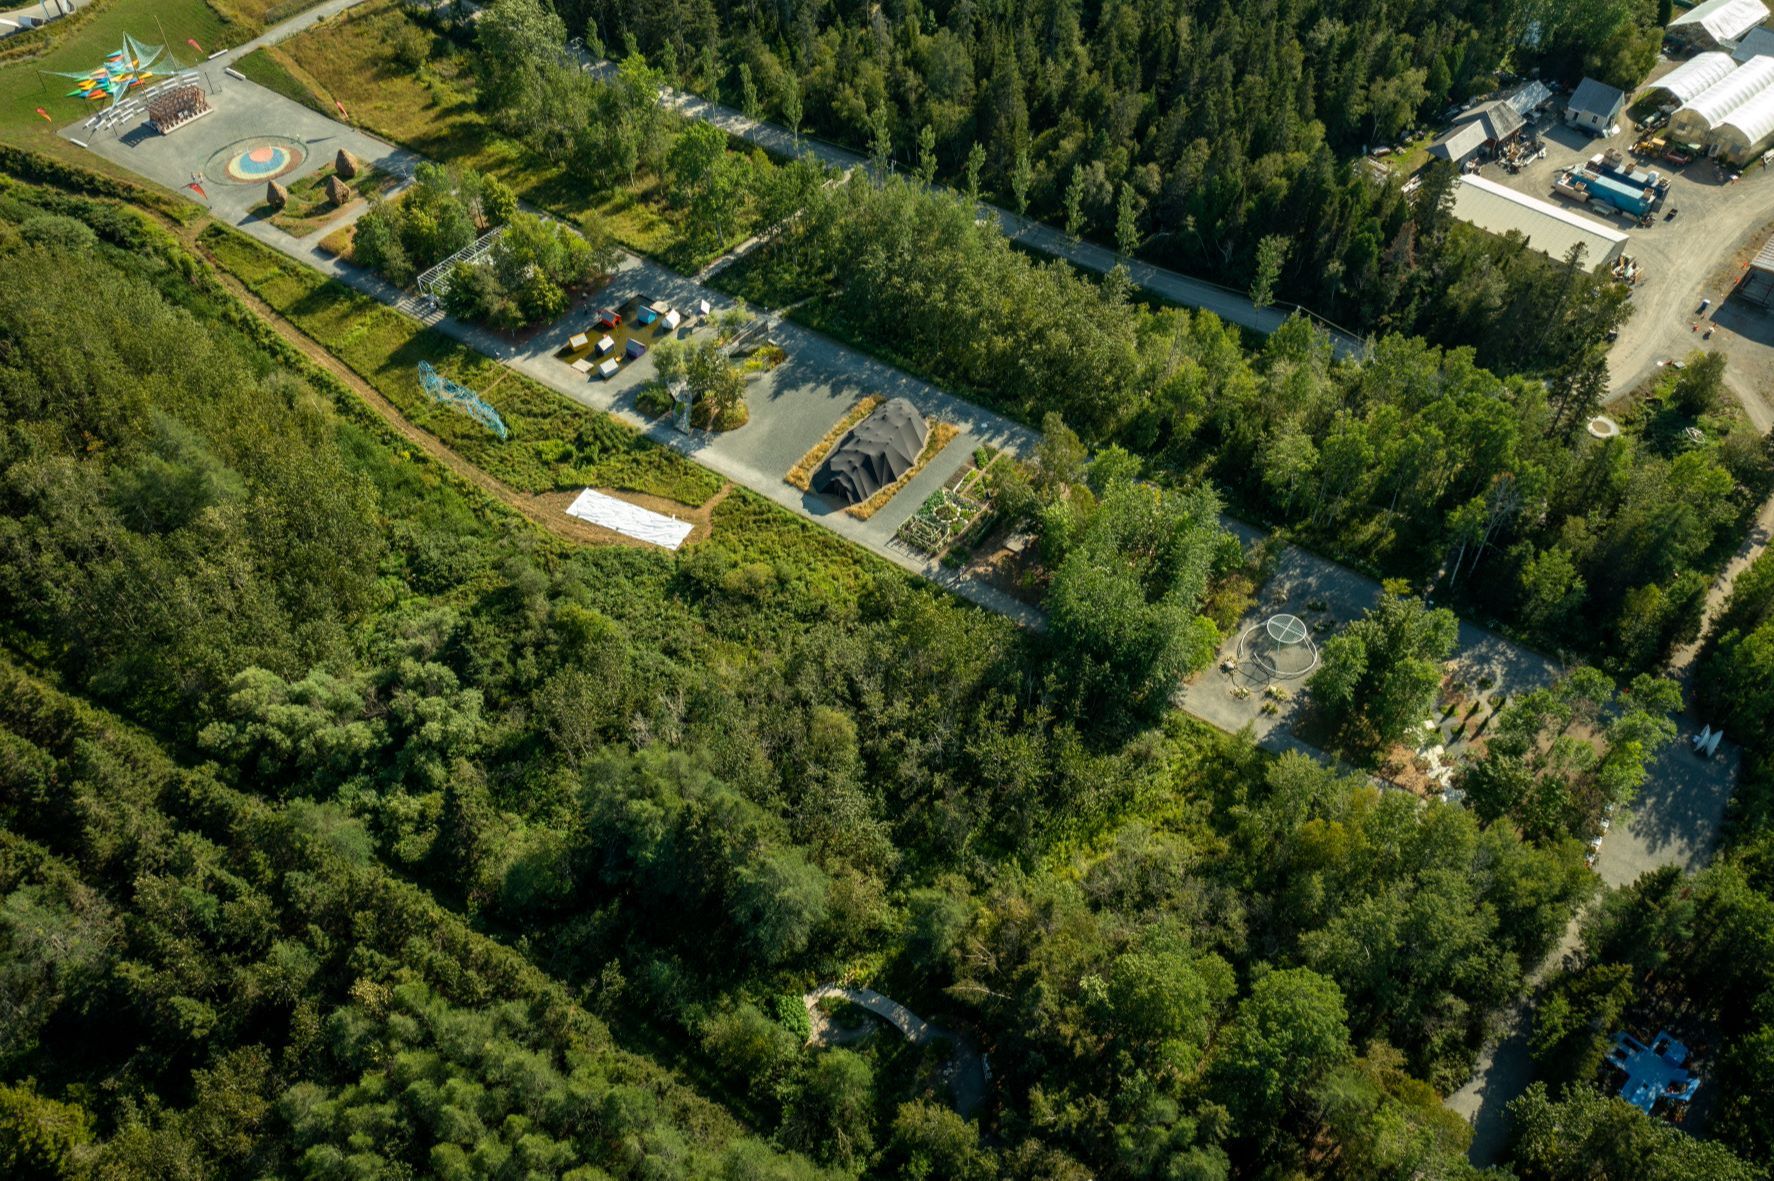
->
xmin=191 ymin=232 xmax=726 ymax=550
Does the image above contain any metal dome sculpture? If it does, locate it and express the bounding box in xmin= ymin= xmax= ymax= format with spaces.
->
xmin=1237 ymin=612 xmax=1321 ymax=680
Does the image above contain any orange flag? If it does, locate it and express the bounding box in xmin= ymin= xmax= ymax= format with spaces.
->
xmin=187 ymin=38 xmax=203 ymax=54
xmin=35 ymin=108 xmax=50 ymax=122
xmin=335 ymin=99 xmax=348 ymax=119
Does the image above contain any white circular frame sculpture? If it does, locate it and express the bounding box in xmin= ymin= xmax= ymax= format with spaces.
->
xmin=1237 ymin=612 xmax=1320 ymax=680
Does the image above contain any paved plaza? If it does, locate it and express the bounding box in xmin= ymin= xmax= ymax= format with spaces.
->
xmin=72 ymin=62 xmax=419 ymax=220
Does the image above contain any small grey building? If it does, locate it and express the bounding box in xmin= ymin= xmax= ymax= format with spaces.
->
xmin=1428 ymin=122 xmax=1489 ymax=168
xmin=1737 ymin=235 xmax=1774 ymax=306
xmin=1455 ymin=99 xmax=1526 ymax=148
xmin=1566 ymin=77 xmax=1627 ymax=135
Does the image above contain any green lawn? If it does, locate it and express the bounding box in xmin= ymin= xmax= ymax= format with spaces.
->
xmin=0 ymin=0 xmax=242 ymax=144
xmin=241 ymin=0 xmax=747 ymax=269
xmin=201 ymin=222 xmax=725 ymax=506
xmin=205 ymin=222 xmax=887 ymax=596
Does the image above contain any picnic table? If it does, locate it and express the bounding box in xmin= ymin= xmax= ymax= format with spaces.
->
xmin=571 ymin=358 xmax=593 ymax=374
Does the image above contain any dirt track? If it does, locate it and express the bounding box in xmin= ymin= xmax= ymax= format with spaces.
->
xmin=185 ymin=226 xmax=728 ymax=550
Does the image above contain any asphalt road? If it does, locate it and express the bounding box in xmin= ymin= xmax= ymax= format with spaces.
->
xmin=222 ymin=0 xmax=367 ymax=61
xmin=592 ymin=59 xmax=1369 ymax=357
xmin=0 ymin=0 xmax=81 ymax=37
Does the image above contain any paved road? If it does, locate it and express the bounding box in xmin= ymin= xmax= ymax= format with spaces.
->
xmin=804 ymin=985 xmax=987 ymax=1118
xmin=590 ymin=59 xmax=1369 ymax=357
xmin=0 ymin=0 xmax=85 ymax=37
xmin=0 ymin=0 xmax=81 ymax=36
xmin=221 ymin=0 xmax=365 ymax=62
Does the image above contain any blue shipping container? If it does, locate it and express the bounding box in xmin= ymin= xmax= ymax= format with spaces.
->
xmin=1582 ymin=171 xmax=1653 ymax=215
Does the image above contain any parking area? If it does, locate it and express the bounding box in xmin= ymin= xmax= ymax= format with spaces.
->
xmin=1461 ymin=88 xmax=1774 ymax=424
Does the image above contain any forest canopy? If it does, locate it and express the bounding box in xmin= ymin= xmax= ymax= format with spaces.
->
xmin=2 ymin=168 xmax=1737 ymax=1181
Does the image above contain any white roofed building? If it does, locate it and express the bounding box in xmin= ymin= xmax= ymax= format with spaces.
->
xmin=1448 ymin=174 xmax=1628 ymax=271
xmin=1713 ymin=82 xmax=1774 ymax=156
xmin=1669 ymin=53 xmax=1774 ymax=138
xmin=1668 ymin=0 xmax=1770 ymax=50
xmin=1645 ymin=51 xmax=1740 ymax=105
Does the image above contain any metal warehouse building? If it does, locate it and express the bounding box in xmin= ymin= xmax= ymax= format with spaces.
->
xmin=1668 ymin=0 xmax=1771 ymax=51
xmin=1449 ymin=174 xmax=1629 ymax=271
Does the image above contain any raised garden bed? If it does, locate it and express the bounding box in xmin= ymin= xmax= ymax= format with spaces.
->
xmin=896 ymin=447 xmax=1009 ymax=555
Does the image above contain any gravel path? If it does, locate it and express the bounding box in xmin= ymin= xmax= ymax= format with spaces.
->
xmin=804 ymin=985 xmax=987 ymax=1119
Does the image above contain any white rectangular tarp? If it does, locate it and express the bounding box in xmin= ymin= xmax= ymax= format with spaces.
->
xmin=564 ymin=488 xmax=695 ymax=549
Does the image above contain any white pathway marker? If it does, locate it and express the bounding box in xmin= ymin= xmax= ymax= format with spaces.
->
xmin=564 ymin=488 xmax=694 ymax=550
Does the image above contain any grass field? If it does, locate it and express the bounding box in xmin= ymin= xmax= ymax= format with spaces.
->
xmin=201 ymin=222 xmax=726 ymax=506
xmin=203 ymin=221 xmax=887 ymax=600
xmin=261 ymin=160 xmax=399 ymax=235
xmin=231 ymin=38 xmax=325 ymax=112
xmin=206 ymin=0 xmax=326 ymax=28
xmin=0 ymin=0 xmax=241 ymax=144
xmin=238 ymin=0 xmax=747 ymax=269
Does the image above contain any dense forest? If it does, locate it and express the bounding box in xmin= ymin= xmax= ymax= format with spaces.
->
xmin=1514 ymin=585 xmax=1774 ymax=1171
xmin=3 ymin=0 xmax=1772 ymax=1174
xmin=5 ymin=159 xmax=1757 ymax=1177
xmin=379 ymin=0 xmax=1766 ymax=677
xmin=542 ymin=0 xmax=1655 ymax=370
xmin=716 ymin=168 xmax=1768 ymax=676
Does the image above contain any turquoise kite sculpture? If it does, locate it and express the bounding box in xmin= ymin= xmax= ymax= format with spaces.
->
xmin=54 ymin=34 xmax=165 ymax=105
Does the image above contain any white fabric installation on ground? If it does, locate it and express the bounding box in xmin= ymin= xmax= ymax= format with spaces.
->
xmin=564 ymin=488 xmax=695 ymax=549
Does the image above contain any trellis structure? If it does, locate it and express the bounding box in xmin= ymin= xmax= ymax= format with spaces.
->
xmin=895 ymin=454 xmax=1003 ymax=555
xmin=88 ymin=71 xmax=204 ymax=135
xmin=418 ymin=361 xmax=508 ymax=439
xmin=146 ymin=83 xmax=209 ymax=134
xmin=416 ymin=226 xmax=503 ymax=300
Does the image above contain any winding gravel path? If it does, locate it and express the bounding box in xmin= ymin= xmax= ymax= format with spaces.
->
xmin=804 ymin=985 xmax=987 ymax=1119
